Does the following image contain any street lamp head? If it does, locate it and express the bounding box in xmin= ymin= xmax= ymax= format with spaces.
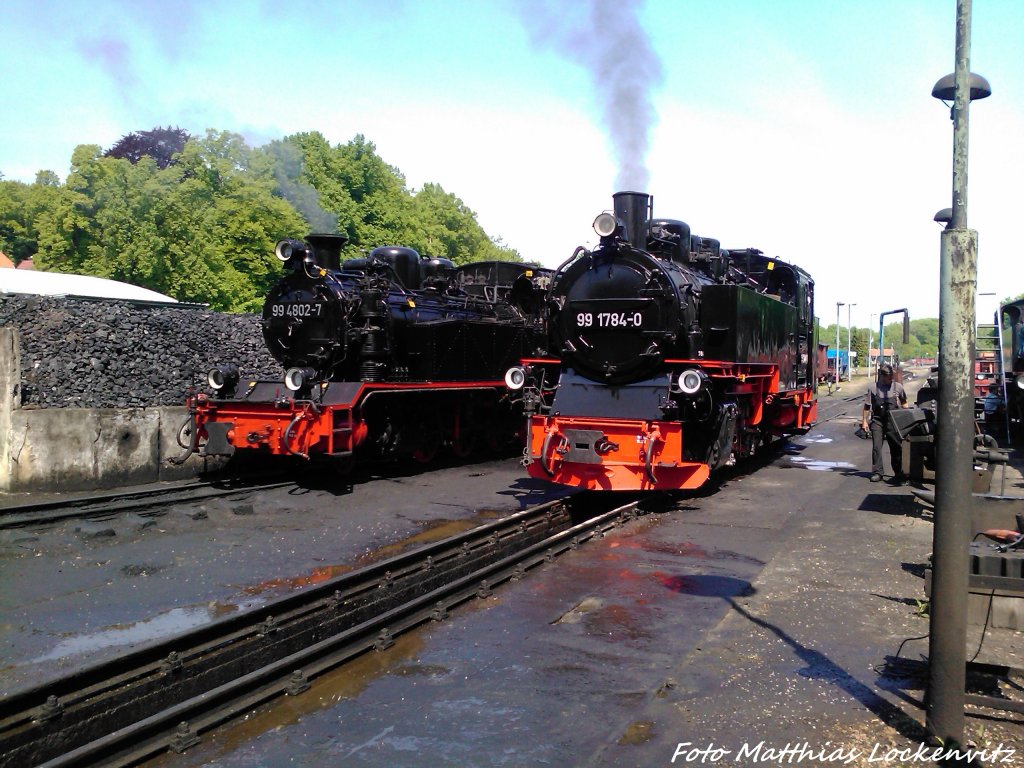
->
xmin=931 ymin=72 xmax=992 ymax=103
xmin=933 ymin=208 xmax=953 ymax=226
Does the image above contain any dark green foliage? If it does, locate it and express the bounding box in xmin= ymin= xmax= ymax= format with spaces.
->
xmin=5 ymin=128 xmax=521 ymax=311
xmin=821 ymin=319 xmax=940 ymax=363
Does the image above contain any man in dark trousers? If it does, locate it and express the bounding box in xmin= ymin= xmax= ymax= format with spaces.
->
xmin=860 ymin=363 xmax=909 ymax=483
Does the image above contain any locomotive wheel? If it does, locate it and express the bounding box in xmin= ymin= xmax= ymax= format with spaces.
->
xmin=412 ymin=430 xmax=441 ymax=463
xmin=450 ymin=410 xmax=478 ymax=458
xmin=451 ymin=431 xmax=477 ymax=458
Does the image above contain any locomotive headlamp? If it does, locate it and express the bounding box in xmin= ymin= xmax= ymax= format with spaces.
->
xmin=284 ymin=367 xmax=317 ymax=392
xmin=275 ymin=239 xmax=316 ymax=268
xmin=1016 ymin=374 xmax=1024 ymax=391
xmin=275 ymin=239 xmax=300 ymax=262
xmin=593 ymin=212 xmax=620 ymax=239
xmin=207 ymin=364 xmax=240 ymax=392
xmin=504 ymin=366 xmax=527 ymax=391
xmin=676 ymin=369 xmax=706 ymax=395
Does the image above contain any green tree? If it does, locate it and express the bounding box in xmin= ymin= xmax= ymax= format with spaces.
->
xmin=408 ymin=183 xmax=519 ymax=263
xmin=8 ymin=127 xmax=523 ymax=309
xmin=104 ymin=126 xmax=189 ymax=169
xmin=852 ymin=329 xmax=868 ymax=368
xmin=0 ymin=179 xmax=61 ymax=263
xmin=33 ymin=133 xmax=306 ymax=310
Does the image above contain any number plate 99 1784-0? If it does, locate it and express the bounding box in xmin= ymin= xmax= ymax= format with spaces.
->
xmin=574 ymin=310 xmax=645 ymax=329
xmin=270 ymin=302 xmax=324 ymax=319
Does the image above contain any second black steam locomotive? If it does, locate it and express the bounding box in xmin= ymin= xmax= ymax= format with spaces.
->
xmin=179 ymin=234 xmax=551 ymax=464
xmin=505 ymin=191 xmax=819 ymax=491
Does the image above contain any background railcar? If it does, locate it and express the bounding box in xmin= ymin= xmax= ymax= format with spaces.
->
xmin=505 ymin=191 xmax=817 ymax=491
xmin=998 ymin=297 xmax=1024 ymax=444
xmin=178 ymin=234 xmax=551 ymax=466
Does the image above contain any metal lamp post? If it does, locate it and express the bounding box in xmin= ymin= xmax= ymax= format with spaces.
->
xmin=835 ymin=302 xmax=844 ymax=384
xmin=868 ymin=313 xmax=876 ymax=375
xmin=927 ymin=0 xmax=991 ymax=746
xmin=847 ymin=303 xmax=856 ymax=380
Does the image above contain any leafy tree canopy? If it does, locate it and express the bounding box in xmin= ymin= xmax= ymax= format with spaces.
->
xmin=104 ymin=126 xmax=190 ymax=169
xmin=5 ymin=127 xmax=521 ymax=310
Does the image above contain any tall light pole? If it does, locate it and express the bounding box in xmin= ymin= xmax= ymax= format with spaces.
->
xmin=868 ymin=313 xmax=876 ymax=375
xmin=835 ymin=302 xmax=844 ymax=383
xmin=927 ymin=0 xmax=991 ymax=747
xmin=847 ymin=303 xmax=856 ymax=380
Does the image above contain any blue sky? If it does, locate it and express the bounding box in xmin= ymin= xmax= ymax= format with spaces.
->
xmin=2 ymin=0 xmax=1022 ymax=328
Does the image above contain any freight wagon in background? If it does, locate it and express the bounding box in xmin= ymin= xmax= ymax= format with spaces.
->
xmin=997 ymin=297 xmax=1024 ymax=443
xmin=816 ymin=343 xmax=830 ymax=387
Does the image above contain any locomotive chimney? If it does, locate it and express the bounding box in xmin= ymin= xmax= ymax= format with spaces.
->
xmin=306 ymin=233 xmax=348 ymax=272
xmin=612 ymin=192 xmax=652 ymax=250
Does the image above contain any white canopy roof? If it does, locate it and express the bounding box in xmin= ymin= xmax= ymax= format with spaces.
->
xmin=0 ymin=269 xmax=178 ymax=303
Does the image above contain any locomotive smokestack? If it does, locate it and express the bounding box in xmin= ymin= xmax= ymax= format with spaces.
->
xmin=306 ymin=233 xmax=348 ymax=271
xmin=612 ymin=191 xmax=651 ymax=249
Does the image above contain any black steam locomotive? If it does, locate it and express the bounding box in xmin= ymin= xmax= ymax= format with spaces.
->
xmin=505 ymin=191 xmax=818 ymax=491
xmin=179 ymin=234 xmax=551 ymax=464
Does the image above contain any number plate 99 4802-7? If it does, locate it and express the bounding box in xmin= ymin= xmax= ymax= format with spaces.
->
xmin=269 ymin=302 xmax=324 ymax=319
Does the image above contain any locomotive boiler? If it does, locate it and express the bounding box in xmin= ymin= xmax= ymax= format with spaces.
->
xmin=505 ymin=192 xmax=818 ymax=491
xmin=178 ymin=234 xmax=551 ymax=465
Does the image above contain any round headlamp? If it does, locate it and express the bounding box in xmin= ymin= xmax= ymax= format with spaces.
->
xmin=505 ymin=366 xmax=527 ymax=391
xmin=677 ymin=369 xmax=705 ymax=395
xmin=593 ymin=212 xmax=620 ymax=239
xmin=1016 ymin=374 xmax=1024 ymax=391
xmin=207 ymin=364 xmax=239 ymax=391
xmin=275 ymin=240 xmax=296 ymax=262
xmin=284 ymin=367 xmax=317 ymax=392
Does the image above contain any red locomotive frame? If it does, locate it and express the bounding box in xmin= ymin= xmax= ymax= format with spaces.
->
xmin=183 ymin=379 xmax=518 ymax=465
xmin=518 ymin=358 xmax=817 ymax=491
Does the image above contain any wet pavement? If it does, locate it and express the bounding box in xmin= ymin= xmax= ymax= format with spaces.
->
xmin=153 ymin=377 xmax=1022 ymax=767
xmin=0 ymin=455 xmax=573 ymax=695
xmin=5 ymin=375 xmax=1023 ymax=766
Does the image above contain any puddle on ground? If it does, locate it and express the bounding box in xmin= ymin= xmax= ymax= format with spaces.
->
xmin=604 ymin=539 xmax=764 ymax=566
xmin=783 ymin=456 xmax=856 ymax=472
xmin=242 ymin=564 xmax=354 ymax=596
xmin=241 ymin=518 xmax=484 ymax=598
xmin=582 ymin=602 xmax=652 ymax=642
xmin=554 ymin=596 xmax=606 ymax=624
xmin=361 ymin=518 xmax=481 ymax=563
xmin=618 ymin=720 xmax=655 ymax=745
xmin=32 ymin=601 xmax=254 ymax=662
xmin=147 ymin=633 xmax=426 ymax=767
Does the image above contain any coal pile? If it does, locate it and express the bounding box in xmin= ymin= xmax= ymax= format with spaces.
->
xmin=0 ymin=295 xmax=283 ymax=409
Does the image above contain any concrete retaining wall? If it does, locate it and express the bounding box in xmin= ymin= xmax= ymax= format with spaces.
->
xmin=0 ymin=328 xmax=213 ymax=492
xmin=3 ymin=405 xmax=211 ymax=493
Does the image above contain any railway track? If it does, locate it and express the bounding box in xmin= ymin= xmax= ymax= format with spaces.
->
xmin=0 ymin=492 xmax=650 ymax=768
xmin=0 ymin=478 xmax=296 ymax=530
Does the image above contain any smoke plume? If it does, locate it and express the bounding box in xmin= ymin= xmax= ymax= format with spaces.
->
xmin=517 ymin=0 xmax=664 ymax=191
xmin=263 ymin=140 xmax=339 ymax=234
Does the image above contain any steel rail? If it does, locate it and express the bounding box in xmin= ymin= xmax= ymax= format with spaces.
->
xmin=0 ymin=493 xmax=644 ymax=768
xmin=0 ymin=479 xmax=296 ymax=529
